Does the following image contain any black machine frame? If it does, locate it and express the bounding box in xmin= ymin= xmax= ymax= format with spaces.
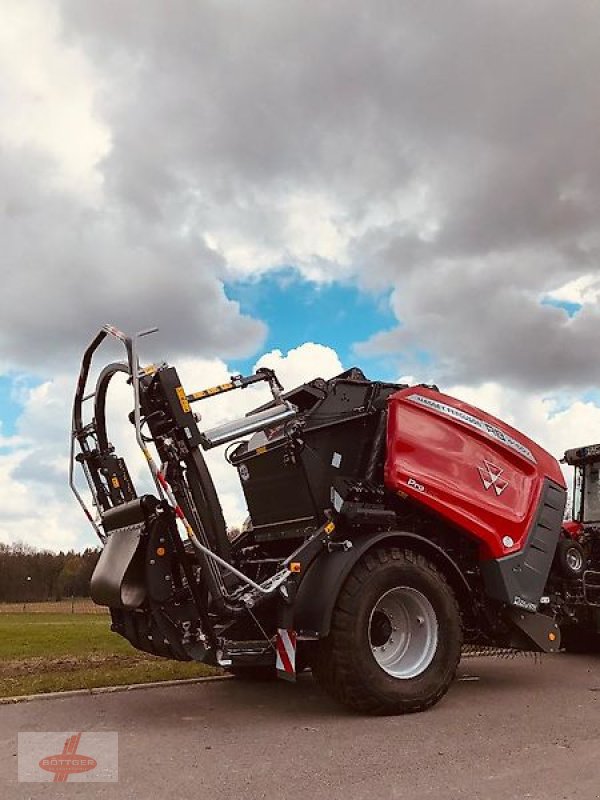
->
xmin=70 ymin=323 xmax=388 ymax=670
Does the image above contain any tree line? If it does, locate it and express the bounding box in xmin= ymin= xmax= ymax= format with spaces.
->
xmin=0 ymin=543 xmax=100 ymax=603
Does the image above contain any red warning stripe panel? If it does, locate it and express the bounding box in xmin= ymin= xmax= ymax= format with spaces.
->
xmin=276 ymin=636 xmax=293 ymax=674
xmin=276 ymin=629 xmax=297 ymax=679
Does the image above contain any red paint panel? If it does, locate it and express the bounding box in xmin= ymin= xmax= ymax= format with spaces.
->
xmin=562 ymin=520 xmax=584 ymax=539
xmin=384 ymin=387 xmax=566 ymax=559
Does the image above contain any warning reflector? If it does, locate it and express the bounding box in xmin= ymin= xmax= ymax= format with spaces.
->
xmin=275 ymin=628 xmax=297 ymax=682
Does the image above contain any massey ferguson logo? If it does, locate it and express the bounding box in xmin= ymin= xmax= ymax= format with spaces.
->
xmin=478 ymin=461 xmax=509 ymax=496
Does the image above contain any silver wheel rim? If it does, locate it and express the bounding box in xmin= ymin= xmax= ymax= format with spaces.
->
xmin=369 ymin=587 xmax=438 ymax=679
xmin=566 ymin=547 xmax=583 ymax=572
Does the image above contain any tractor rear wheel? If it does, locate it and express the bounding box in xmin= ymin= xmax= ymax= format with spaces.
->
xmin=312 ymin=547 xmax=462 ymax=715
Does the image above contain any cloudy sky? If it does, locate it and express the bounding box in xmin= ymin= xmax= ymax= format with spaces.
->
xmin=2 ymin=0 xmax=600 ymax=551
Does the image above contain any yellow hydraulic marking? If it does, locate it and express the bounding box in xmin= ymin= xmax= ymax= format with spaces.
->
xmin=111 ymin=476 xmax=120 ymax=489
xmin=142 ymin=447 xmax=152 ymax=462
xmin=143 ymin=364 xmax=157 ymax=376
xmin=256 ymin=446 xmax=268 ymax=455
xmin=324 ymin=522 xmax=335 ymax=535
xmin=176 ymin=386 xmax=191 ymax=413
xmin=189 ymin=382 xmax=234 ymax=401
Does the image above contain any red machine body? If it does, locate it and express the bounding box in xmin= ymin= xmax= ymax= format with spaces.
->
xmin=384 ymin=387 xmax=566 ymax=560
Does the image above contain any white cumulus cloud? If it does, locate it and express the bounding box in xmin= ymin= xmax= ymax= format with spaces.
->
xmin=0 ymin=341 xmax=344 ymax=550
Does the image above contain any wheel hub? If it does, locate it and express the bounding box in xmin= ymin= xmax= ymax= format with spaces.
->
xmin=566 ymin=547 xmax=583 ymax=572
xmin=368 ymin=587 xmax=438 ymax=679
xmin=370 ymin=610 xmax=393 ymax=647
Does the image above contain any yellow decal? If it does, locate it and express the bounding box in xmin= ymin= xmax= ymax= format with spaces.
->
xmin=256 ymin=446 xmax=267 ymax=455
xmin=176 ymin=386 xmax=191 ymax=413
xmin=111 ymin=476 xmax=120 ymax=489
xmin=191 ymin=382 xmax=234 ymax=401
xmin=143 ymin=364 xmax=157 ymax=376
xmin=324 ymin=522 xmax=335 ymax=535
xmin=290 ymin=562 xmax=301 ymax=573
xmin=209 ymin=382 xmax=233 ymax=395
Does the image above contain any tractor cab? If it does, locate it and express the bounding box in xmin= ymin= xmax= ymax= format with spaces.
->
xmin=563 ymin=444 xmax=600 ymax=525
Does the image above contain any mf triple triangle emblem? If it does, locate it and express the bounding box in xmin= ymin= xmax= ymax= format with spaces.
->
xmin=478 ymin=460 xmax=509 ymax=496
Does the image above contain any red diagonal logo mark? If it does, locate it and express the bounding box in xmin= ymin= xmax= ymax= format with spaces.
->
xmin=39 ymin=733 xmax=97 ymax=782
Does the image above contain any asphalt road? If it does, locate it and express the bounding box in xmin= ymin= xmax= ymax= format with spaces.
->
xmin=1 ymin=654 xmax=600 ymax=799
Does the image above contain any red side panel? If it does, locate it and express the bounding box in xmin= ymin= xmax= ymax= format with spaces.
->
xmin=384 ymin=388 xmax=566 ymax=560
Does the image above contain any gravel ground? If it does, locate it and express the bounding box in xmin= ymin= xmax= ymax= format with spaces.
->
xmin=1 ymin=654 xmax=600 ymax=799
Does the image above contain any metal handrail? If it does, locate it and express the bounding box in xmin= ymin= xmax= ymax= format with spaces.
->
xmin=69 ymin=324 xmax=293 ymax=598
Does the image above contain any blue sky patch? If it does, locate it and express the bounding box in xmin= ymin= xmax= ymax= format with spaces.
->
xmin=542 ymin=297 xmax=583 ymax=318
xmin=0 ymin=374 xmax=41 ymax=437
xmin=225 ymin=270 xmax=398 ymax=379
xmin=0 ymin=376 xmax=23 ymax=436
xmin=581 ymin=389 xmax=600 ymax=407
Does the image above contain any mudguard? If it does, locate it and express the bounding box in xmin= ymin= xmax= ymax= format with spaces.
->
xmin=90 ymin=525 xmax=146 ymax=609
xmin=292 ymin=531 xmax=472 ymax=638
xmin=480 ymin=478 xmax=566 ymax=612
xmin=90 ymin=498 xmax=151 ymax=609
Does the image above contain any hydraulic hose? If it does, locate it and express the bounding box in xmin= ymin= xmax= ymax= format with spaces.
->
xmin=94 ymin=362 xmax=130 ymax=453
xmin=365 ymin=409 xmax=388 ymax=483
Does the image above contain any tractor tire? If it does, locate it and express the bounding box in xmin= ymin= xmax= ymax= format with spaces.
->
xmin=561 ymin=626 xmax=600 ymax=654
xmin=555 ymin=539 xmax=586 ymax=579
xmin=312 ymin=547 xmax=463 ymax=715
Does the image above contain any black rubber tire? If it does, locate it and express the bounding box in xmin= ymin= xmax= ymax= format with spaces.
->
xmin=561 ymin=626 xmax=600 ymax=654
xmin=555 ymin=539 xmax=586 ymax=579
xmin=312 ymin=547 xmax=463 ymax=715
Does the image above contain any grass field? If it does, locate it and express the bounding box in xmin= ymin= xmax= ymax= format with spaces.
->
xmin=0 ymin=612 xmax=219 ymax=698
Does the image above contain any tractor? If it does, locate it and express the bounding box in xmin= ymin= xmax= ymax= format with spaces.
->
xmin=556 ymin=443 xmax=600 ymax=652
xmin=69 ymin=324 xmax=600 ymax=715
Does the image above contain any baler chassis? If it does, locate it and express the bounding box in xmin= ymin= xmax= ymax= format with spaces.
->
xmin=70 ymin=324 xmax=588 ymax=715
